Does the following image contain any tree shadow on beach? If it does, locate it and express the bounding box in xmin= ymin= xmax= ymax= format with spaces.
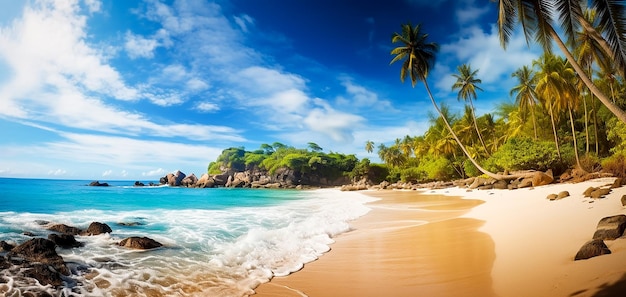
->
xmin=590 ymin=273 xmax=626 ymax=297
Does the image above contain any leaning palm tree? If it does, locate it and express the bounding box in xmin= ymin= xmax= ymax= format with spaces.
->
xmin=390 ymin=23 xmax=509 ymax=180
xmin=495 ymin=0 xmax=626 ymax=124
xmin=451 ymin=64 xmax=490 ymax=155
xmin=510 ymin=65 xmax=539 ymax=140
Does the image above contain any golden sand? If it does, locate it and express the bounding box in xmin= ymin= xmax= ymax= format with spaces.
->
xmin=254 ymin=190 xmax=496 ymax=297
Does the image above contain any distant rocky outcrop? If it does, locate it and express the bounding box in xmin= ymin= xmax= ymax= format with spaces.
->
xmin=159 ymin=167 xmax=350 ymax=189
xmin=88 ymin=181 xmax=109 ymax=187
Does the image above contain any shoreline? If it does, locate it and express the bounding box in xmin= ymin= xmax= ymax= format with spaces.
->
xmin=254 ymin=178 xmax=626 ymax=297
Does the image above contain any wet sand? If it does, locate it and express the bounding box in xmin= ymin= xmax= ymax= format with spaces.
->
xmin=254 ymin=190 xmax=497 ymax=297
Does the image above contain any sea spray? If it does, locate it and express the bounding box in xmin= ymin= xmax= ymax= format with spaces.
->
xmin=0 ymin=179 xmax=375 ymax=296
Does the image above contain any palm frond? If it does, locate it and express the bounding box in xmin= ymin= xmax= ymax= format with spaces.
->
xmin=592 ymin=0 xmax=626 ymax=75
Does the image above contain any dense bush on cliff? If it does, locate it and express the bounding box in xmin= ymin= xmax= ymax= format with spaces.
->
xmin=208 ymin=143 xmax=369 ymax=186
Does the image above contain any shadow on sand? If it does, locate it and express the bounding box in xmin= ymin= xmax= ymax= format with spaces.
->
xmin=590 ymin=273 xmax=626 ymax=297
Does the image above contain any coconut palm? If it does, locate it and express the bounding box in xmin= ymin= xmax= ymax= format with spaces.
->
xmin=495 ymin=0 xmax=626 ymax=124
xmin=365 ymin=140 xmax=375 ymax=154
xmin=451 ymin=64 xmax=490 ymax=155
xmin=510 ymin=65 xmax=539 ymax=139
xmin=390 ymin=23 xmax=510 ymax=180
xmin=534 ymin=53 xmax=582 ymax=168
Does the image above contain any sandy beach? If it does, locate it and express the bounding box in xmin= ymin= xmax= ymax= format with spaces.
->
xmin=254 ymin=178 xmax=626 ymax=297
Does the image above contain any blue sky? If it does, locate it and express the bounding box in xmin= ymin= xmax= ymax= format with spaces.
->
xmin=0 ymin=0 xmax=541 ymax=180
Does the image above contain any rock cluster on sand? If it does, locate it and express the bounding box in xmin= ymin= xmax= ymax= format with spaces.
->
xmin=0 ymin=221 xmax=163 ymax=293
xmin=575 ymin=214 xmax=626 ymax=260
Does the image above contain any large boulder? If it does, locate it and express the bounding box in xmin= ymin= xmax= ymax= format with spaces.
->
xmin=48 ymin=234 xmax=83 ymax=249
xmin=82 ymin=222 xmax=112 ymax=236
xmin=593 ymin=215 xmax=626 ymax=240
xmin=575 ymin=239 xmax=611 ymax=260
xmin=118 ymin=237 xmax=163 ymax=250
xmin=590 ymin=188 xmax=611 ymax=199
xmin=8 ymin=238 xmax=69 ymax=275
xmin=47 ymin=223 xmax=82 ymax=236
xmin=196 ymin=173 xmax=215 ymax=188
xmin=181 ymin=173 xmax=198 ymax=187
xmin=24 ymin=263 xmax=64 ymax=286
xmin=167 ymin=171 xmax=187 ymax=186
xmin=532 ymin=170 xmax=554 ymax=187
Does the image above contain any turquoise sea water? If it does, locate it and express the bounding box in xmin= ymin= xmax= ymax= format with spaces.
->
xmin=0 ymin=178 xmax=374 ymax=296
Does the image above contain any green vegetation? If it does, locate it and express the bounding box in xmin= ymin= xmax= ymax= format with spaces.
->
xmin=208 ymin=143 xmax=386 ymax=183
xmin=375 ymin=6 xmax=626 ymax=183
xmin=209 ymin=4 xmax=626 ymax=186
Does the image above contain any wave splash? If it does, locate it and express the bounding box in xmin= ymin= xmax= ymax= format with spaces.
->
xmin=0 ymin=189 xmax=374 ymax=296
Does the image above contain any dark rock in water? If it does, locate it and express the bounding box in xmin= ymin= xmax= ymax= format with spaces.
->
xmin=8 ymin=238 xmax=69 ymax=275
xmin=119 ymin=237 xmax=163 ymax=250
xmin=0 ymin=256 xmax=10 ymax=269
xmin=117 ymin=222 xmax=144 ymax=227
xmin=1 ymin=240 xmax=15 ymax=251
xmin=48 ymin=234 xmax=83 ymax=249
xmin=89 ymin=181 xmax=109 ymax=187
xmin=621 ymin=195 xmax=626 ymax=207
xmin=24 ymin=263 xmax=64 ymax=287
xmin=575 ymin=239 xmax=611 ymax=260
xmin=34 ymin=220 xmax=50 ymax=226
xmin=134 ymin=181 xmax=145 ymax=187
xmin=47 ymin=224 xmax=82 ymax=236
xmin=593 ymin=215 xmax=626 ymax=240
xmin=23 ymin=231 xmax=36 ymax=237
xmin=82 ymin=222 xmax=112 ymax=236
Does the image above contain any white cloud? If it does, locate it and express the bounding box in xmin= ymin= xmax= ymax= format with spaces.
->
xmin=124 ymin=31 xmax=159 ymax=59
xmin=234 ymin=14 xmax=254 ymax=33
xmin=186 ymin=78 xmax=209 ymax=91
xmin=196 ymin=101 xmax=220 ymax=112
xmin=41 ymin=132 xmax=223 ymax=170
xmin=84 ymin=0 xmax=101 ymax=14
xmin=455 ymin=0 xmax=490 ymax=24
xmin=48 ymin=168 xmax=67 ymax=176
xmin=337 ymin=78 xmax=393 ymax=110
xmin=142 ymin=167 xmax=168 ymax=177
xmin=102 ymin=169 xmax=112 ymax=176
xmin=303 ymin=99 xmax=364 ymax=142
xmin=437 ymin=25 xmax=540 ymax=89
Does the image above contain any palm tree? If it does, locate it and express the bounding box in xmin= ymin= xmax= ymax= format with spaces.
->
xmin=365 ymin=140 xmax=375 ymax=154
xmin=495 ymin=0 xmax=626 ymax=124
xmin=535 ymin=53 xmax=582 ymax=168
xmin=510 ymin=65 xmax=539 ymax=139
xmin=451 ymin=63 xmax=490 ymax=155
xmin=390 ymin=23 xmax=509 ymax=180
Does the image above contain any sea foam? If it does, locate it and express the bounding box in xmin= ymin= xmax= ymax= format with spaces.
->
xmin=0 ymin=186 xmax=374 ymax=296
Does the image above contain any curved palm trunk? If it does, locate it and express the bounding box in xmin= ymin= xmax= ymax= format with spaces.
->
xmin=549 ymin=106 xmax=562 ymax=158
xmin=568 ymin=107 xmax=582 ymax=169
xmin=423 ymin=81 xmax=528 ymax=180
xmin=469 ymin=100 xmax=491 ymax=156
xmin=549 ymin=28 xmax=626 ymax=124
